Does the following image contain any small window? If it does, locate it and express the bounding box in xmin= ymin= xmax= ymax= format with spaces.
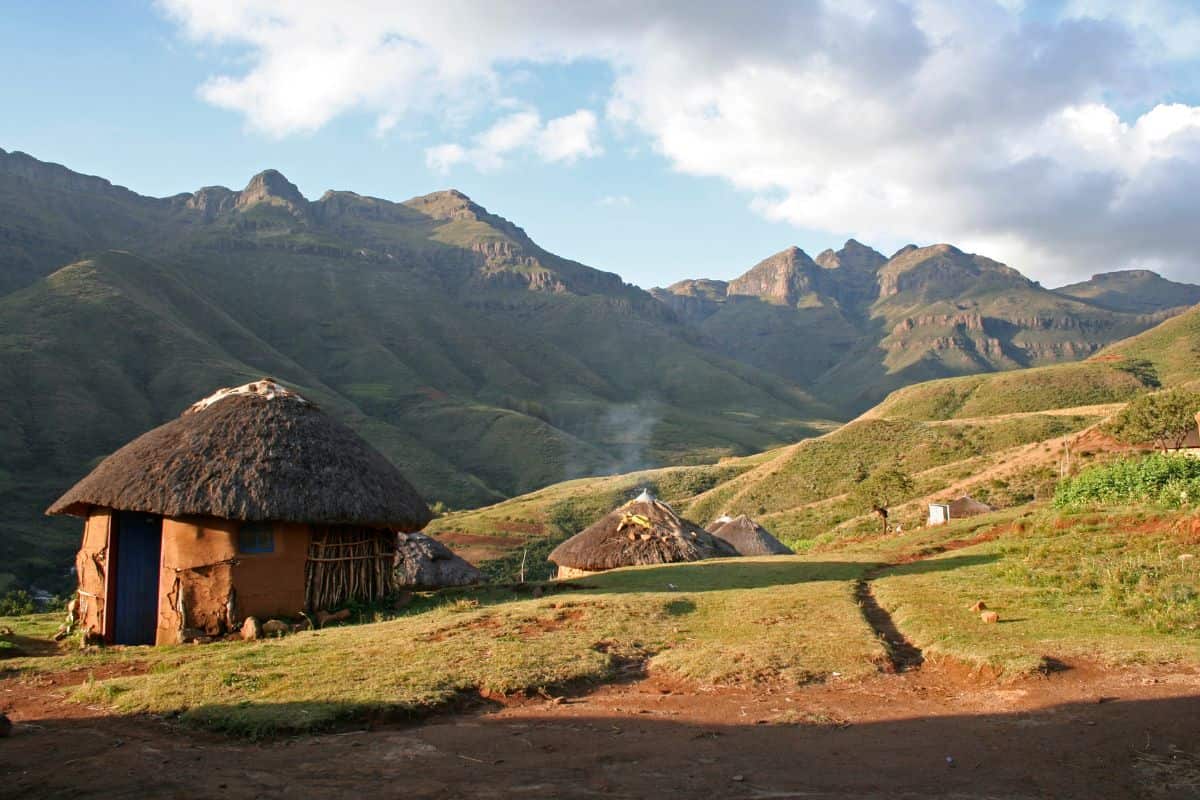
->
xmin=238 ymin=521 xmax=275 ymax=554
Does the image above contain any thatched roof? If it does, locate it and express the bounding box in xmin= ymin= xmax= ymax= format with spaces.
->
xmin=47 ymin=379 xmax=433 ymax=531
xmin=548 ymin=491 xmax=737 ymax=571
xmin=947 ymin=495 xmax=994 ymax=518
xmin=395 ymin=532 xmax=482 ymax=588
xmin=706 ymin=514 xmax=793 ymax=556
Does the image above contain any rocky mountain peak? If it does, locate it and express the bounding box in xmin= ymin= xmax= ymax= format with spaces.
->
xmin=728 ymin=246 xmax=825 ymax=306
xmin=815 ymin=239 xmax=887 ymax=273
xmin=237 ymin=169 xmax=308 ymax=212
xmin=403 ymin=189 xmax=485 ymax=222
xmin=878 ymin=244 xmax=1028 ymax=299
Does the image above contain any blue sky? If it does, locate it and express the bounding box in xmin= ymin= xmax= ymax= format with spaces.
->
xmin=0 ymin=2 xmax=811 ymax=288
xmin=3 ymin=1 xmax=1199 ymax=288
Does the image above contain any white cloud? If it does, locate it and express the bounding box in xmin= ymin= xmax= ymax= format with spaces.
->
xmin=424 ymin=143 xmax=468 ymax=173
xmin=424 ymin=109 xmax=601 ymax=172
xmin=599 ymin=194 xmax=632 ymax=207
xmin=538 ymin=110 xmax=602 ymax=163
xmin=160 ymin=0 xmax=1200 ymax=283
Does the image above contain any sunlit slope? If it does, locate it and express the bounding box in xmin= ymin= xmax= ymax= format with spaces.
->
xmin=432 ymin=306 xmax=1200 ymax=566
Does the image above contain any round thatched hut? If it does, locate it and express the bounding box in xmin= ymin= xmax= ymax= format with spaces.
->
xmin=395 ymin=531 xmax=482 ymax=588
xmin=705 ymin=514 xmax=793 ymax=556
xmin=47 ymin=379 xmax=432 ymax=646
xmin=548 ymin=490 xmax=737 ymax=578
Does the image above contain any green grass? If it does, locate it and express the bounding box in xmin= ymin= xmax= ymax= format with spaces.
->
xmin=1 ymin=558 xmax=880 ymax=737
xmin=871 ymin=509 xmax=1200 ymax=674
xmin=871 ymin=361 xmax=1149 ymax=421
xmin=428 ymin=408 xmax=1106 ymax=579
xmin=1101 ymin=305 xmax=1200 ymax=389
xmin=7 ymin=507 xmax=1200 ymax=736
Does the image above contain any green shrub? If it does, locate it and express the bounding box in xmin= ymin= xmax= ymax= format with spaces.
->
xmin=1054 ymin=454 xmax=1200 ymax=509
xmin=0 ymin=589 xmax=37 ymax=616
xmin=1106 ymin=388 xmax=1200 ymax=451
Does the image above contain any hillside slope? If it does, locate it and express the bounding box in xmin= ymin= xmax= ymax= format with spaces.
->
xmin=430 ymin=306 xmax=1200 ymax=571
xmin=0 ymin=152 xmax=833 ymax=592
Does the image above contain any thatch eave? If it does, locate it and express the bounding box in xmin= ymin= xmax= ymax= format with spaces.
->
xmin=46 ymin=389 xmax=432 ymax=531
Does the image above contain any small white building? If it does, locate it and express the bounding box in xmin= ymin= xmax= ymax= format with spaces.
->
xmin=927 ymin=503 xmax=951 ymax=526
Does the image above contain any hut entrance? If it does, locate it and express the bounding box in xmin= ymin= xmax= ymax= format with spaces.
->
xmin=111 ymin=511 xmax=162 ymax=645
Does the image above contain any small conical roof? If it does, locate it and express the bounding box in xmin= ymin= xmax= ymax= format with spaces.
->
xmin=706 ymin=514 xmax=793 ymax=556
xmin=395 ymin=532 xmax=482 ymax=588
xmin=47 ymin=379 xmax=432 ymax=531
xmin=705 ymin=514 xmax=733 ymax=532
xmin=548 ymin=494 xmax=737 ymax=571
xmin=946 ymin=495 xmax=993 ymax=517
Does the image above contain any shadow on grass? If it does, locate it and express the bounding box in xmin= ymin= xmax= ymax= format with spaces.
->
xmin=881 ymin=553 xmax=1000 ymax=577
xmin=391 ymin=556 xmax=1001 ymax=616
xmin=570 ymin=558 xmax=873 ymax=594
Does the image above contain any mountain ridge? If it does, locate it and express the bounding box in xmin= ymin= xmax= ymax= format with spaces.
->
xmin=653 ymin=238 xmax=1191 ymax=410
xmin=0 ymin=146 xmax=1196 ymax=594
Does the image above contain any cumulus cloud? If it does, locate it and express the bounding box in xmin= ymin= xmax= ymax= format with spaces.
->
xmin=159 ymin=0 xmax=1200 ymax=283
xmin=537 ymin=110 xmax=602 ymax=163
xmin=424 ymin=109 xmax=601 ymax=172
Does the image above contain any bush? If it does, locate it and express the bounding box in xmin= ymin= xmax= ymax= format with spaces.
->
xmin=1054 ymin=454 xmax=1200 ymax=509
xmin=0 ymin=589 xmax=37 ymax=616
xmin=1106 ymin=388 xmax=1200 ymax=452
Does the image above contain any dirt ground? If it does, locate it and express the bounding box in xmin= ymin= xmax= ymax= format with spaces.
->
xmin=3 ymin=658 xmax=1199 ymax=799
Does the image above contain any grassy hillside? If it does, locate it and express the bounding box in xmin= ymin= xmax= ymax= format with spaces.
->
xmin=5 ymin=504 xmax=1198 ymax=737
xmin=0 ymin=153 xmax=845 ymax=593
xmin=1 ymin=149 xmax=1193 ymax=595
xmin=1097 ymin=303 xmax=1200 ymax=389
xmin=432 ymin=305 xmax=1200 ymax=575
xmin=863 ymin=361 xmax=1151 ymax=422
xmin=0 ymin=246 xmax=831 ymax=593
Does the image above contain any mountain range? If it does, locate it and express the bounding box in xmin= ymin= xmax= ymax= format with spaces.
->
xmin=0 ymin=146 xmax=1196 ymax=591
xmin=653 ymin=241 xmax=1187 ymax=410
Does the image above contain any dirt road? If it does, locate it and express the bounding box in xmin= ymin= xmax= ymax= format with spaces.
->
xmin=3 ymin=659 xmax=1199 ymax=799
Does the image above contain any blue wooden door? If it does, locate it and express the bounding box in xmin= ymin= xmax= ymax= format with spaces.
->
xmin=112 ymin=512 xmax=162 ymax=645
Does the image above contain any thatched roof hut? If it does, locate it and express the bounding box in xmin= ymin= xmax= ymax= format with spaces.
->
xmin=929 ymin=494 xmax=994 ymax=526
xmin=48 ymin=379 xmax=432 ymax=646
xmin=947 ymin=495 xmax=994 ymax=518
xmin=396 ymin=532 xmax=482 ymax=588
xmin=48 ymin=381 xmax=429 ymax=527
xmin=548 ymin=490 xmax=737 ymax=578
xmin=705 ymin=514 xmax=793 ymax=556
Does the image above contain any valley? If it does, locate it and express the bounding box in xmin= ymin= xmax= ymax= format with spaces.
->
xmin=2 ymin=147 xmax=1196 ymax=594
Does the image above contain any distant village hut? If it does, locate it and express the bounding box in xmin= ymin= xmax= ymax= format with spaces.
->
xmin=548 ymin=490 xmax=737 ymax=579
xmin=395 ymin=531 xmax=482 ymax=588
xmin=47 ymin=380 xmax=432 ymax=646
xmin=927 ymin=494 xmax=994 ymax=526
xmin=705 ymin=514 xmax=794 ymax=556
xmin=1180 ymin=414 xmax=1200 ymax=455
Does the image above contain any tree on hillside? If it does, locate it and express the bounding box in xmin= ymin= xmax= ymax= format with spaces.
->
xmin=1108 ymin=388 xmax=1200 ymax=452
xmin=852 ymin=468 xmax=915 ymax=534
